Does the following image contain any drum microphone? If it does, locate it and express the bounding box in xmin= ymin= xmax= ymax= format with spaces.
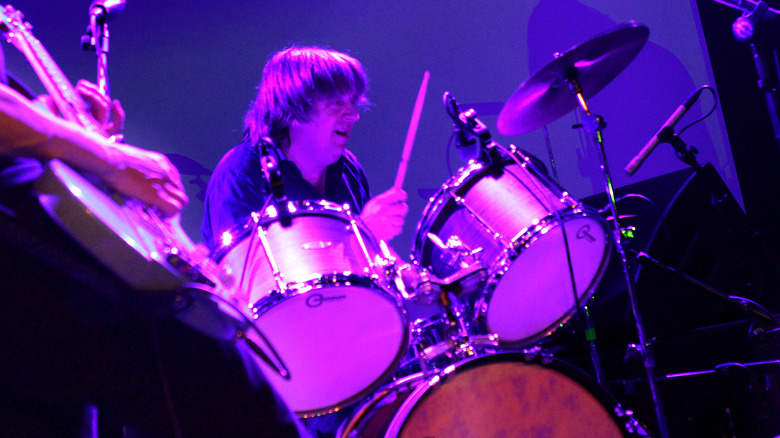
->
xmin=456 ymin=109 xmax=487 ymax=162
xmin=259 ymin=136 xmax=285 ymax=200
xmin=259 ymin=137 xmax=292 ymax=225
xmin=624 ymin=87 xmax=705 ymax=176
xmin=443 ymin=92 xmax=501 ymax=163
xmin=443 ymin=92 xmax=483 ymax=162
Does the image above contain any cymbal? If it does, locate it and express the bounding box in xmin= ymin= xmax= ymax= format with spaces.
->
xmin=497 ymin=22 xmax=649 ymax=136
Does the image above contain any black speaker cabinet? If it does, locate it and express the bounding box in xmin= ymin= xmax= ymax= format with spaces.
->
xmin=570 ymin=165 xmax=780 ymax=438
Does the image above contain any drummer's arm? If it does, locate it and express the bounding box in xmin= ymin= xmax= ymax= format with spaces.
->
xmin=359 ymin=187 xmax=408 ymax=243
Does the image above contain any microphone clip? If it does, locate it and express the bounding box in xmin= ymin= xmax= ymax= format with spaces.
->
xmin=732 ymin=1 xmax=772 ymax=42
xmin=458 ymin=108 xmax=495 ymax=150
xmin=443 ymin=92 xmax=499 ymax=163
xmin=657 ymin=126 xmax=701 ymax=170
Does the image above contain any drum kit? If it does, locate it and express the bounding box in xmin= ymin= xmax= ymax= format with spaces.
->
xmin=210 ymin=22 xmax=658 ymax=438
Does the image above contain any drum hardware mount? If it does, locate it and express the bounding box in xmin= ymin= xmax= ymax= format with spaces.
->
xmin=406 ymin=289 xmax=499 ymax=376
xmin=425 ymin=232 xmax=483 ymax=271
xmin=398 ymin=247 xmax=487 ymax=304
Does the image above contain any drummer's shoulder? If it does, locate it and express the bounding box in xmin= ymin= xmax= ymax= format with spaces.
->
xmin=342 ymin=149 xmax=369 ymax=183
xmin=213 ymin=142 xmax=263 ymax=175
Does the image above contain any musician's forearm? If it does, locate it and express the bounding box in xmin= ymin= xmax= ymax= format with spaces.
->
xmin=0 ymin=82 xmax=118 ymax=177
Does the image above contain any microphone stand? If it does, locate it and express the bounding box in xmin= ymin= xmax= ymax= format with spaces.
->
xmin=636 ymin=129 xmax=780 ymax=331
xmin=719 ymin=0 xmax=780 ymax=145
xmin=636 ymin=252 xmax=780 ymax=331
xmin=82 ymin=0 xmax=126 ymax=97
xmin=565 ymin=74 xmax=670 ymax=438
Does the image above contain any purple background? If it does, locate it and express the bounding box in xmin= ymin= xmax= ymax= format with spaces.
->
xmin=3 ymin=0 xmax=736 ymax=256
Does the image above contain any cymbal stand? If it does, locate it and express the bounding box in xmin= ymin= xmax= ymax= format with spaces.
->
xmin=566 ymin=74 xmax=670 ymax=438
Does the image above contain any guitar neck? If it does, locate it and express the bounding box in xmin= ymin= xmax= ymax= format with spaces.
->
xmin=1 ymin=5 xmax=106 ymax=136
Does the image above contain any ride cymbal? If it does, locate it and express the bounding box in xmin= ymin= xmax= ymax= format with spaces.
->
xmin=497 ymin=22 xmax=649 ymax=136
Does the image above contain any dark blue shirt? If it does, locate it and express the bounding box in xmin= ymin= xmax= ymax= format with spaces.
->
xmin=201 ymin=141 xmax=372 ymax=251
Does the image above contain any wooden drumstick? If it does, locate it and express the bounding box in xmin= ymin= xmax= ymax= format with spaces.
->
xmin=393 ymin=71 xmax=430 ymax=190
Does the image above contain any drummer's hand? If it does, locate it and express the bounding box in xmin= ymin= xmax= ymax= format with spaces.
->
xmin=360 ymin=187 xmax=408 ymax=242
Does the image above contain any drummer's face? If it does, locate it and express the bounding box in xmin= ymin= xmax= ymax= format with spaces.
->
xmin=289 ymin=94 xmax=360 ymax=168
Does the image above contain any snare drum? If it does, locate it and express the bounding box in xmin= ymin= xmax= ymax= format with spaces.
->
xmin=341 ymin=352 xmax=649 ymax=437
xmin=216 ymin=200 xmax=409 ymax=417
xmin=413 ymin=152 xmax=612 ymax=346
xmin=398 ymin=311 xmax=498 ymax=377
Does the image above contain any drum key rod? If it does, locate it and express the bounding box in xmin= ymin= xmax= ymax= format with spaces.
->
xmin=249 ymin=218 xmax=287 ymax=298
xmin=348 ymin=213 xmax=381 ymax=278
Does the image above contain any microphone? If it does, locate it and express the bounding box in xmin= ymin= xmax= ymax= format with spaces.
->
xmin=259 ymin=136 xmax=291 ymax=225
xmin=259 ymin=137 xmax=285 ymax=201
xmin=624 ymin=88 xmax=705 ymax=176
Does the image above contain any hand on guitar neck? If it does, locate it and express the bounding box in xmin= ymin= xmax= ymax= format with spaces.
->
xmin=1 ymin=5 xmax=187 ymax=218
xmin=0 ymin=80 xmax=188 ymax=218
xmin=35 ymin=79 xmax=125 ymax=137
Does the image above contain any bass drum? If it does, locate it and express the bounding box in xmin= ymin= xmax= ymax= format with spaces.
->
xmin=413 ymin=152 xmax=612 ymax=346
xmin=341 ymin=352 xmax=650 ymax=438
xmin=215 ymin=200 xmax=409 ymax=418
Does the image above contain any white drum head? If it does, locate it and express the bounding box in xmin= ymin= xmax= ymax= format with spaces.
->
xmin=485 ymin=215 xmax=610 ymax=345
xmin=253 ymin=284 xmax=408 ymax=415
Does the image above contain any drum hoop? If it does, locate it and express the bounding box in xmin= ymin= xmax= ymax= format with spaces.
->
xmin=509 ymin=206 xmax=611 ymax=256
xmin=251 ymin=273 xmax=401 ymax=317
xmin=213 ymin=199 xmax=366 ymax=262
xmin=383 ymin=351 xmax=644 ymax=437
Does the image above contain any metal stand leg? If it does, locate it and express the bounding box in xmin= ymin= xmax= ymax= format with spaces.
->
xmin=569 ymin=77 xmax=670 ymax=438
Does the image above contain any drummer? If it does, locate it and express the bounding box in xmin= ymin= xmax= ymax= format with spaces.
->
xmin=201 ymin=45 xmax=408 ymax=253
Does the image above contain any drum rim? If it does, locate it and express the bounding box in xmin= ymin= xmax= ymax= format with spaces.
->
xmin=251 ymin=274 xmax=405 ymax=317
xmin=393 ymin=352 xmax=643 ymax=437
xmin=476 ymin=209 xmax=614 ymax=347
xmin=255 ymin=281 xmax=412 ymax=418
xmin=213 ymin=198 xmax=365 ymax=263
